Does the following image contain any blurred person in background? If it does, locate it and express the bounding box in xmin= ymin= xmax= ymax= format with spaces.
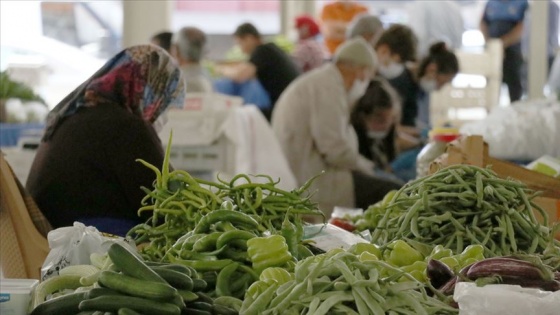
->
xmin=416 ymin=42 xmax=459 ymax=129
xmin=272 ymin=38 xmax=402 ymax=217
xmin=346 ymin=13 xmax=384 ymax=47
xmin=480 ymin=0 xmax=529 ymax=102
xmin=350 ymin=78 xmax=402 ymax=183
xmin=521 ymin=0 xmax=559 ymax=94
xmin=150 ymin=31 xmax=173 ymax=53
xmin=221 ymin=22 xmax=300 ymax=121
xmin=375 ymin=24 xmax=419 ymax=128
xmin=320 ymin=0 xmax=368 ymax=56
xmin=26 ymin=45 xmax=184 ymax=236
xmin=292 ymin=15 xmax=324 ymax=73
xmin=408 ymin=0 xmax=464 ymax=59
xmin=172 ymin=26 xmax=213 ymax=93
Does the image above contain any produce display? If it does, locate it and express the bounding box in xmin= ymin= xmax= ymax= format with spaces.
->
xmin=27 ymin=137 xmax=560 ymax=315
xmin=364 ymin=165 xmax=557 ymax=257
xmin=240 ymin=248 xmax=458 ymax=315
xmin=130 ymin=133 xmax=324 ymax=263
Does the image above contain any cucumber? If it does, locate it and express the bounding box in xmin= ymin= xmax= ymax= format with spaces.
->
xmin=212 ymin=304 xmax=239 ymax=315
xmin=98 ymin=271 xmax=177 ymax=300
xmin=183 ymin=308 xmax=211 ymax=315
xmin=85 ymin=288 xmax=123 ymax=299
xmin=118 ymin=308 xmax=141 ymax=315
xmin=177 ymin=290 xmax=198 ymax=302
xmin=79 ymin=296 xmax=181 ymax=315
xmin=107 ymin=243 xmax=164 ymax=283
xmin=192 ymin=278 xmax=208 ymax=291
xmin=150 ymin=263 xmax=195 ymax=277
xmin=30 ymin=291 xmax=87 ymax=315
xmin=151 ymin=267 xmax=194 ymax=290
xmin=190 ymin=302 xmax=213 ymax=312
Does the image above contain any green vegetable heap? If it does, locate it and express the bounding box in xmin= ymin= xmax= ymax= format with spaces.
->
xmin=241 ymin=248 xmax=458 ymax=315
xmin=369 ymin=164 xmax=559 ymax=257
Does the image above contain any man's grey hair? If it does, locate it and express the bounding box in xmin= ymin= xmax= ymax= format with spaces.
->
xmin=347 ymin=14 xmax=383 ymax=39
xmin=174 ymin=27 xmax=207 ymax=63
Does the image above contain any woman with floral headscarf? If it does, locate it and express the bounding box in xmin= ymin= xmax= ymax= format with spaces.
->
xmin=26 ymin=45 xmax=185 ymax=236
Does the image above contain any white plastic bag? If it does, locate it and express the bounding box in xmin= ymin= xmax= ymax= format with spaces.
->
xmin=41 ymin=222 xmax=135 ymax=280
xmin=454 ymin=282 xmax=560 ymax=315
xmin=460 ymin=101 xmax=560 ymax=160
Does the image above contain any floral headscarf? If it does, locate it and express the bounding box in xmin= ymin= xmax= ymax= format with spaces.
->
xmin=44 ymin=45 xmax=185 ymax=140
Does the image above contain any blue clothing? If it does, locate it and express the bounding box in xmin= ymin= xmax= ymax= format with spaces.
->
xmin=483 ymin=0 xmax=528 ymax=46
xmin=78 ymin=217 xmax=138 ymax=237
xmin=416 ymin=90 xmax=430 ymax=129
xmin=214 ymin=78 xmax=271 ymax=110
xmin=483 ymin=0 xmax=528 ymax=102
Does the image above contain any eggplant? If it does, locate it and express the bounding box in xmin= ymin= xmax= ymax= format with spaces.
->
xmin=466 ymin=257 xmax=547 ymax=281
xmin=438 ymin=276 xmax=458 ymax=296
xmin=427 ymin=259 xmax=455 ymax=289
xmin=500 ymin=278 xmax=560 ymax=292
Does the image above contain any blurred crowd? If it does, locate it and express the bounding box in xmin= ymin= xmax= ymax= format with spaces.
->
xmin=26 ymin=0 xmax=559 ymax=234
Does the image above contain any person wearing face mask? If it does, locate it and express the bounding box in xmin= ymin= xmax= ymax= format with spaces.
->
xmin=272 ymin=38 xmax=402 ymax=218
xmin=26 ymin=45 xmax=185 ymax=236
xmin=416 ymin=42 xmax=459 ymax=128
xmin=374 ymin=24 xmax=419 ymax=128
xmin=346 ymin=13 xmax=384 ymax=47
xmin=351 ymin=79 xmax=400 ymax=174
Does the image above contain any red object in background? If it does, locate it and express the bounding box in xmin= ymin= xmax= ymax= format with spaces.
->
xmin=329 ymin=218 xmax=356 ymax=232
xmin=175 ymin=1 xmax=279 ymax=12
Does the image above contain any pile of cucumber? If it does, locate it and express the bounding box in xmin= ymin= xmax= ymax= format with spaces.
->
xmin=30 ymin=243 xmax=240 ymax=315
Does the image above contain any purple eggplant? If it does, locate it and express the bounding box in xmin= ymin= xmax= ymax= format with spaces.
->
xmin=466 ymin=257 xmax=547 ymax=281
xmin=427 ymin=259 xmax=455 ymax=289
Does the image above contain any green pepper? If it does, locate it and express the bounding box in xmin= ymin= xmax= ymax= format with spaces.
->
xmin=281 ymin=212 xmax=298 ymax=258
xmin=427 ymin=245 xmax=453 ymax=261
xmin=400 ymin=261 xmax=427 ymax=282
xmin=259 ymin=267 xmax=293 ymax=285
xmin=247 ymin=235 xmax=293 ymax=273
xmin=458 ymin=245 xmax=484 ymax=262
xmin=359 ymin=252 xmax=379 ymax=262
xmin=385 ymin=240 xmax=423 ymax=267
xmin=349 ymin=243 xmax=381 ymax=258
xmin=439 ymin=256 xmax=459 ymax=270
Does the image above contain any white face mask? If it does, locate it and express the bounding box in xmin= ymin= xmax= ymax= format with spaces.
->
xmin=378 ymin=62 xmax=405 ymax=80
xmin=348 ymin=79 xmax=369 ymax=104
xmin=420 ymin=78 xmax=438 ymax=92
xmin=367 ymin=130 xmax=389 ymax=140
xmin=152 ymin=111 xmax=169 ymax=133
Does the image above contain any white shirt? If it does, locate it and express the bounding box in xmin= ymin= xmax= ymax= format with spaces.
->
xmin=272 ymin=63 xmax=374 ymax=216
xmin=408 ymin=0 xmax=465 ymax=58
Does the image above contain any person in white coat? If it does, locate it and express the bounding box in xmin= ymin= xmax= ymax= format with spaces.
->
xmin=272 ymin=38 xmax=402 ymax=218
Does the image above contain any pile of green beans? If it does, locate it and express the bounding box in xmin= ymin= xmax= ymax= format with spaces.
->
xmin=370 ymin=164 xmax=558 ymax=257
xmin=128 ymin=133 xmax=324 ymax=262
xmin=241 ymin=249 xmax=458 ymax=315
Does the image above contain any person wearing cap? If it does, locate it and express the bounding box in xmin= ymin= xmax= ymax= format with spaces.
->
xmin=221 ymin=22 xmax=300 ymax=121
xmin=272 ymin=38 xmax=402 ymax=219
xmin=172 ymin=26 xmax=213 ymax=93
xmin=346 ymin=13 xmax=384 ymax=47
xmin=293 ymin=15 xmax=325 ymax=73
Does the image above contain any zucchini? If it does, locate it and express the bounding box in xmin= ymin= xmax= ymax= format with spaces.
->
xmin=32 ymin=275 xmax=83 ymax=309
xmin=107 ymin=243 xmax=164 ymax=283
xmin=118 ymin=308 xmax=141 ymax=315
xmin=85 ymin=288 xmax=123 ymax=299
xmin=177 ymin=290 xmax=198 ymax=302
xmin=30 ymin=291 xmax=87 ymax=315
xmin=98 ymin=271 xmax=177 ymax=300
xmin=79 ymin=296 xmax=181 ymax=315
xmin=212 ymin=304 xmax=239 ymax=315
xmin=150 ymin=263 xmax=195 ymax=277
xmin=151 ymin=267 xmax=194 ymax=290
xmin=192 ymin=278 xmax=208 ymax=291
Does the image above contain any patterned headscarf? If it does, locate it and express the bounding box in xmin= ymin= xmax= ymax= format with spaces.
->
xmin=43 ymin=45 xmax=185 ymax=140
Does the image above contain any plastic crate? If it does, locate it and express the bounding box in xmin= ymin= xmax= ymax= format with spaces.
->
xmin=166 ymin=135 xmax=236 ymax=174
